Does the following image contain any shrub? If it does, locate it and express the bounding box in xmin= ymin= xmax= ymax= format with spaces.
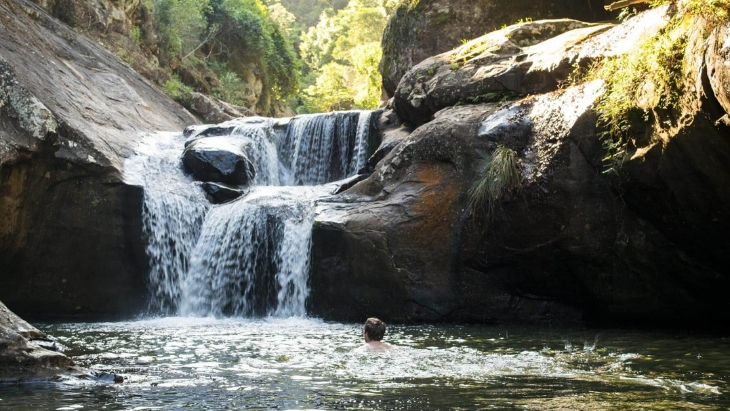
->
xmin=164 ymin=75 xmax=193 ymax=100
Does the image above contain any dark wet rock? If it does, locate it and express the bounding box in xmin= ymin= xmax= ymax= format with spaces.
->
xmin=379 ymin=0 xmax=612 ymax=97
xmin=201 ymin=182 xmax=246 ymax=204
xmin=182 ymin=138 xmax=255 ymax=186
xmin=183 ymin=117 xmax=270 ymax=140
xmin=0 ymin=0 xmax=194 ymax=318
xmin=311 ymin=74 xmax=730 ymax=326
xmin=359 ymin=109 xmax=412 ymax=174
xmin=0 ymin=301 xmax=73 ymax=370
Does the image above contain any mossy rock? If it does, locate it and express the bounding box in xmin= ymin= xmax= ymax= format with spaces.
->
xmin=380 ymin=0 xmax=612 ymax=97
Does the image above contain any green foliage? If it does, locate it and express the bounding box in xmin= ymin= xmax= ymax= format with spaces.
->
xmin=213 ymin=68 xmax=250 ymax=105
xmin=130 ymin=26 xmax=142 ymax=45
xmin=298 ymin=0 xmax=387 ymax=112
xmin=164 ymin=75 xmax=193 ymax=99
xmin=678 ymin=0 xmax=729 ymax=25
xmin=209 ymin=0 xmax=300 ymax=99
xmin=587 ymin=23 xmax=687 ymax=173
xmin=469 ymin=146 xmax=522 ymax=218
xmin=153 ymin=0 xmax=211 ymax=63
xmin=116 ymin=49 xmax=135 ymax=65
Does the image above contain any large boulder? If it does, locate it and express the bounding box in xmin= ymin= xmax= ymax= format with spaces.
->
xmin=394 ymin=7 xmax=672 ymax=126
xmin=182 ymin=138 xmax=256 ymax=186
xmin=379 ymin=0 xmax=612 ymax=97
xmin=312 ymin=74 xmax=730 ymax=325
xmin=311 ymin=5 xmax=730 ymax=326
xmin=0 ymin=0 xmax=196 ymax=318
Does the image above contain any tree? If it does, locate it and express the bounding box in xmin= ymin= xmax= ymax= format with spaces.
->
xmin=298 ymin=0 xmax=387 ymax=112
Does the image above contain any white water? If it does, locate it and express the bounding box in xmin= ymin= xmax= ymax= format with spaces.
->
xmin=124 ymin=111 xmax=372 ymax=317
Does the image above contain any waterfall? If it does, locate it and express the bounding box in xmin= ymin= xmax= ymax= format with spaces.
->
xmin=125 ymin=111 xmax=373 ymax=317
xmin=279 ymin=111 xmax=372 ymax=185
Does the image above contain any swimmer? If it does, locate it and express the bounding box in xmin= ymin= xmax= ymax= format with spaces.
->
xmin=359 ymin=317 xmax=393 ymax=351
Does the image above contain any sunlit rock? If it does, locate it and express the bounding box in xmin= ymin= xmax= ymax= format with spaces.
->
xmin=379 ymin=0 xmax=612 ymax=97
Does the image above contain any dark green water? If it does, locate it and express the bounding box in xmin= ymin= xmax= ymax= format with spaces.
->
xmin=0 ymin=318 xmax=728 ymax=410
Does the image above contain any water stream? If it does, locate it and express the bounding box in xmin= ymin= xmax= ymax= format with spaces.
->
xmin=124 ymin=111 xmax=372 ymax=317
xmin=1 ymin=319 xmax=729 ymax=410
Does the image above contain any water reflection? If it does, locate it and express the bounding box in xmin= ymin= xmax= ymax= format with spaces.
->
xmin=1 ymin=318 xmax=729 ymax=410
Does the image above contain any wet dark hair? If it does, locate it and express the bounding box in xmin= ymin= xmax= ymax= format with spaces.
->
xmin=364 ymin=317 xmax=386 ymax=341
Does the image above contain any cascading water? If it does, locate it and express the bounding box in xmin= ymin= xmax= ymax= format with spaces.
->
xmin=125 ymin=111 xmax=373 ymax=317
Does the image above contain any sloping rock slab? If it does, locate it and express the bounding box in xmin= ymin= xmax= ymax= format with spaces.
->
xmin=379 ymin=0 xmax=612 ymax=97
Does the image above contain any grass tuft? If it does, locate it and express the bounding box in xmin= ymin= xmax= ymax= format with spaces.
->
xmin=469 ymin=145 xmax=522 ymax=218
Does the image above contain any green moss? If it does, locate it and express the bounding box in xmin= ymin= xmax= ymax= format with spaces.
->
xmin=116 ymin=49 xmax=135 ymax=65
xmin=130 ymin=26 xmax=142 ymax=45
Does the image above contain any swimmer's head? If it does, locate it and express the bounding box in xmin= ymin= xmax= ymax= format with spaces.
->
xmin=364 ymin=317 xmax=386 ymax=342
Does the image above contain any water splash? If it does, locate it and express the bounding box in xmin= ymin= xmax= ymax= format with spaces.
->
xmin=124 ymin=111 xmax=373 ymax=317
xmin=179 ymin=186 xmax=327 ymax=317
xmin=124 ymin=132 xmax=208 ymax=314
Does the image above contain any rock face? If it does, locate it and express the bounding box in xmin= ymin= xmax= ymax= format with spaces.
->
xmin=182 ymin=138 xmax=256 ymax=186
xmin=31 ymin=0 xmax=142 ymax=35
xmin=393 ymin=7 xmax=672 ymax=126
xmin=379 ymin=0 xmax=612 ymax=97
xmin=0 ymin=0 xmax=196 ymax=318
xmin=200 ymin=182 xmax=246 ymax=204
xmin=707 ymin=22 xmax=730 ymax=121
xmin=393 ymin=19 xmax=611 ymax=126
xmin=0 ymin=300 xmax=73 ymax=375
xmin=311 ymin=8 xmax=730 ymax=327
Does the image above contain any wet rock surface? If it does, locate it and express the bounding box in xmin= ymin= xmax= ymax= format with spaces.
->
xmin=314 ymin=79 xmax=730 ymax=326
xmin=0 ymin=0 xmax=194 ymax=318
xmin=182 ymin=138 xmax=256 ymax=186
xmin=200 ymin=182 xmax=246 ymax=204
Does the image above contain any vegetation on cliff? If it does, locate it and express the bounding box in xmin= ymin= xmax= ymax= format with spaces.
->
xmin=586 ymin=0 xmax=729 ymax=173
xmin=43 ymin=0 xmax=395 ymax=115
xmin=152 ymin=0 xmax=300 ymax=112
